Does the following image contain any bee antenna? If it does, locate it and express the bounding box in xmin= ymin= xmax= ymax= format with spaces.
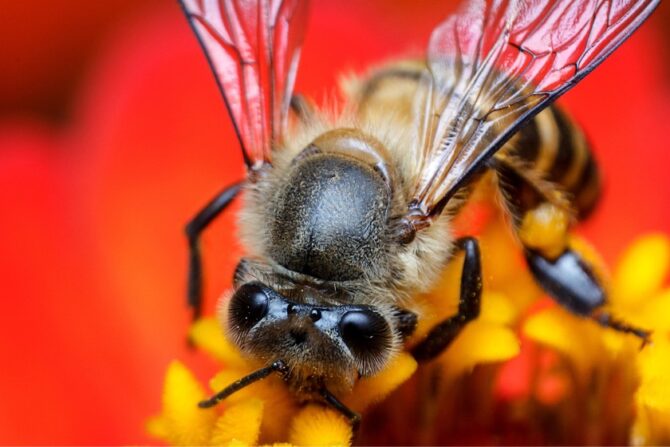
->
xmin=198 ymin=360 xmax=288 ymax=408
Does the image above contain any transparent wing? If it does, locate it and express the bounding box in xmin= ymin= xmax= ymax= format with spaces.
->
xmin=409 ymin=0 xmax=659 ymax=221
xmin=180 ymin=0 xmax=309 ymax=170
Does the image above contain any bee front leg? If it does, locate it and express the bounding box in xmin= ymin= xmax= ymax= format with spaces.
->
xmin=185 ymin=181 xmax=243 ymax=321
xmin=319 ymin=387 xmax=361 ymax=438
xmin=411 ymin=237 xmax=482 ymax=362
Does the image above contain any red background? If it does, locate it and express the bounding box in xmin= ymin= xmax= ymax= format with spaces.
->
xmin=0 ymin=1 xmax=669 ymax=443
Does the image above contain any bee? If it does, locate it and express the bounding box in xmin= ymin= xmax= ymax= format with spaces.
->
xmin=180 ymin=0 xmax=658 ymax=431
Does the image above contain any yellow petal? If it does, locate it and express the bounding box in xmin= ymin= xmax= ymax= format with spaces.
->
xmin=190 ymin=317 xmax=247 ymax=369
xmin=631 ymin=404 xmax=670 ymax=447
xmin=409 ymin=259 xmax=461 ymax=346
xmin=289 ymin=404 xmax=352 ymax=446
xmin=495 ymin=273 xmax=543 ymax=315
xmin=636 ymin=339 xmax=670 ymax=410
xmin=153 ymin=360 xmax=217 ymax=445
xmin=635 ymin=288 xmax=670 ymax=331
xmin=345 ymin=352 xmax=417 ymax=411
xmin=225 ymin=440 xmax=249 ymax=447
xmin=421 ymin=251 xmax=462 ymax=313
xmin=613 ymin=234 xmax=670 ymax=308
xmin=209 ymin=370 xmax=298 ymax=441
xmin=146 ymin=415 xmax=168 ymax=440
xmin=252 ymin=380 xmax=297 ymax=442
xmin=479 ymin=214 xmax=526 ymax=289
xmin=439 ymin=320 xmax=520 ymax=380
xmin=523 ymin=308 xmax=604 ymax=382
xmin=633 ymin=339 xmax=670 ymax=445
xmin=480 ymin=291 xmax=518 ymax=325
xmin=211 ymin=398 xmax=264 ymax=446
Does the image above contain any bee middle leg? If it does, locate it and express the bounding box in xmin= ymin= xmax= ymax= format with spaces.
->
xmin=411 ymin=237 xmax=482 ymax=361
xmin=493 ymin=158 xmax=651 ymax=344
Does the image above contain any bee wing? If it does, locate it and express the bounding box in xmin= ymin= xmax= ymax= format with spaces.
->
xmin=180 ymin=0 xmax=309 ymax=171
xmin=409 ymin=0 xmax=658 ymax=220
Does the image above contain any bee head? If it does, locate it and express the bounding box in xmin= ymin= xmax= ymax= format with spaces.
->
xmin=225 ymin=281 xmax=396 ymax=389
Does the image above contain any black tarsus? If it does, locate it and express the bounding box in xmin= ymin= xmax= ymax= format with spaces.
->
xmin=199 ymin=360 xmax=288 ymax=408
xmin=319 ymin=387 xmax=361 ymax=438
xmin=185 ymin=181 xmax=243 ymax=320
xmin=593 ymin=311 xmax=652 ymax=349
xmin=412 ymin=237 xmax=482 ymax=361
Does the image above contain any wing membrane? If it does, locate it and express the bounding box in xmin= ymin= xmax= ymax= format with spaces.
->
xmin=410 ymin=0 xmax=658 ymax=220
xmin=181 ymin=0 xmax=309 ymax=170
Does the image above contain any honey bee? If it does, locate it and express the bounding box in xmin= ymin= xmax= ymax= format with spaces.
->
xmin=180 ymin=0 xmax=658 ymax=431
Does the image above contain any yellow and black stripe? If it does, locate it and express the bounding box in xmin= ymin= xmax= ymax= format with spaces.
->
xmin=504 ymin=106 xmax=601 ymax=221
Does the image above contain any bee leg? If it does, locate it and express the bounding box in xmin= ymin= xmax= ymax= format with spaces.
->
xmin=526 ymin=249 xmax=651 ymax=346
xmin=319 ymin=387 xmax=361 ymax=437
xmin=411 ymin=237 xmax=482 ymax=362
xmin=185 ymin=181 xmax=243 ymax=321
xmin=525 ymin=248 xmax=605 ymax=315
xmin=592 ymin=311 xmax=652 ymax=348
xmin=493 ymin=159 xmax=650 ymax=344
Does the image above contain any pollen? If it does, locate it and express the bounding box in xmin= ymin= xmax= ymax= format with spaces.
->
xmin=210 ymin=398 xmax=264 ymax=446
xmin=613 ymin=233 xmax=670 ymax=308
xmin=345 ymin=352 xmax=417 ymax=411
xmin=288 ymin=405 xmax=352 ymax=446
xmin=518 ymin=202 xmax=570 ymax=260
xmin=147 ymin=361 xmax=217 ymax=445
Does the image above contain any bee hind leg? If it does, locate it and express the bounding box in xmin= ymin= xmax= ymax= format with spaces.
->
xmin=185 ymin=181 xmax=243 ymax=322
xmin=494 ymin=156 xmax=651 ymax=345
xmin=526 ymin=248 xmax=651 ymax=347
xmin=411 ymin=237 xmax=482 ymax=362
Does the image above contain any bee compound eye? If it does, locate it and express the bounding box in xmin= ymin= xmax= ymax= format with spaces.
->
xmin=339 ymin=309 xmax=391 ymax=358
xmin=229 ymin=283 xmax=269 ymax=331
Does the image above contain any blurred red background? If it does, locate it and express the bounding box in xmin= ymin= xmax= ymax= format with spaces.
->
xmin=0 ymin=1 xmax=669 ymax=444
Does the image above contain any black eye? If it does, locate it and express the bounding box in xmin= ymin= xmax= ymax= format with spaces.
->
xmin=229 ymin=283 xmax=269 ymax=331
xmin=339 ymin=309 xmax=391 ymax=359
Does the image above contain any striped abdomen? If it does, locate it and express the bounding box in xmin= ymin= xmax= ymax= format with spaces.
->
xmin=503 ymin=105 xmax=601 ymax=220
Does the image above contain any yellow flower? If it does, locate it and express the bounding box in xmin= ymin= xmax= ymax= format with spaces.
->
xmin=523 ymin=234 xmax=670 ymax=446
xmin=148 ymin=204 xmax=670 ymax=445
xmin=613 ymin=235 xmax=670 ymax=446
